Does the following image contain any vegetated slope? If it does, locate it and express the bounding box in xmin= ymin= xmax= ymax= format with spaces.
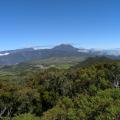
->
xmin=0 ymin=56 xmax=86 ymax=74
xmin=0 ymin=56 xmax=116 ymax=84
xmin=0 ymin=57 xmax=120 ymax=119
xmin=75 ymin=56 xmax=116 ymax=67
xmin=0 ymin=53 xmax=88 ymax=84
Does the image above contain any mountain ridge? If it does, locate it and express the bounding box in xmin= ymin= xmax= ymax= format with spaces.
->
xmin=0 ymin=44 xmax=120 ymax=65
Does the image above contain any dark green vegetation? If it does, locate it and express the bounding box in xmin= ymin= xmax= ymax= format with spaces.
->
xmin=0 ymin=57 xmax=120 ymax=120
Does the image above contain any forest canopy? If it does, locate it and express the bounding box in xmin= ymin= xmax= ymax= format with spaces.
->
xmin=0 ymin=60 xmax=120 ymax=120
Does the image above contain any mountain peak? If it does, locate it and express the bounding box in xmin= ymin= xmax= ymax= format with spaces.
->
xmin=52 ymin=44 xmax=78 ymax=51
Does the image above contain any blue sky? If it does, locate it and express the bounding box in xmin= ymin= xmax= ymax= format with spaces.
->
xmin=0 ymin=0 xmax=120 ymax=50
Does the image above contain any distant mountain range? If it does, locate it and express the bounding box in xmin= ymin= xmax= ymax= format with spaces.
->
xmin=0 ymin=44 xmax=120 ymax=65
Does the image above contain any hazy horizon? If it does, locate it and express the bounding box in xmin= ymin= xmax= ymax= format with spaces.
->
xmin=1 ymin=43 xmax=120 ymax=52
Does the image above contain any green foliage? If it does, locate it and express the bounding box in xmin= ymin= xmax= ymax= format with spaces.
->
xmin=0 ymin=60 xmax=120 ymax=119
xmin=41 ymin=89 xmax=120 ymax=120
xmin=12 ymin=113 xmax=40 ymax=120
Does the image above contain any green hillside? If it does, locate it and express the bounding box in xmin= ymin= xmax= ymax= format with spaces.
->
xmin=0 ymin=57 xmax=120 ymax=119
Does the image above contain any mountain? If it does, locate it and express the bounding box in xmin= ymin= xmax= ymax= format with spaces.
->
xmin=0 ymin=44 xmax=89 ymax=65
xmin=0 ymin=44 xmax=120 ymax=65
xmin=52 ymin=44 xmax=78 ymax=51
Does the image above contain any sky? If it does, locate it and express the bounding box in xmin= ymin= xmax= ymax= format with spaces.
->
xmin=0 ymin=0 xmax=120 ymax=50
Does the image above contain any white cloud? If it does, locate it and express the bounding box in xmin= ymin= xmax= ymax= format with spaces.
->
xmin=0 ymin=53 xmax=10 ymax=56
